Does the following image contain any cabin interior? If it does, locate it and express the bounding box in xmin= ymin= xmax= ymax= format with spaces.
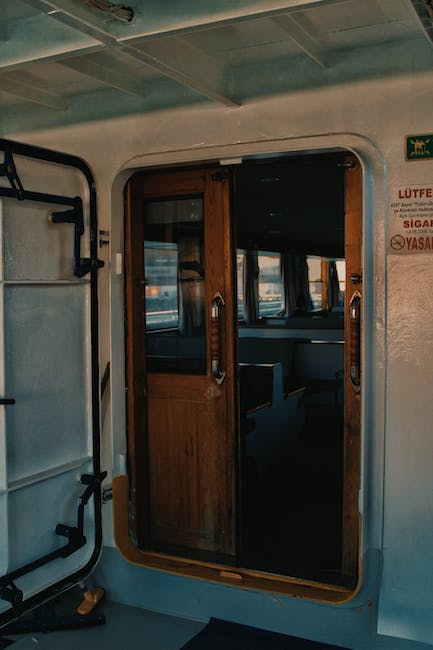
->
xmin=2 ymin=1 xmax=433 ymax=649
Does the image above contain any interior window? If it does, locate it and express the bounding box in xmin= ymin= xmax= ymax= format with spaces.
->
xmin=307 ymin=256 xmax=322 ymax=310
xmin=258 ymin=251 xmax=284 ymax=317
xmin=237 ymin=249 xmax=245 ymax=319
xmin=307 ymin=256 xmax=346 ymax=312
xmin=145 ymin=241 xmax=179 ymax=330
xmin=335 ymin=259 xmax=346 ymax=308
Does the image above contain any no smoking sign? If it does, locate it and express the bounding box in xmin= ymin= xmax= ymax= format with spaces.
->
xmin=389 ymin=183 xmax=433 ymax=254
xmin=390 ymin=235 xmax=405 ymax=251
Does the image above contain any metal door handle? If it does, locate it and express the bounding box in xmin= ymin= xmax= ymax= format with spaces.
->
xmin=210 ymin=291 xmax=226 ymax=385
xmin=0 ymin=398 xmax=15 ymax=405
xmin=349 ymin=290 xmax=361 ymax=392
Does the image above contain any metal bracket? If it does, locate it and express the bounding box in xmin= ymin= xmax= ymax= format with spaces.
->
xmin=350 ymin=273 xmax=362 ymax=284
xmin=0 ymin=149 xmax=104 ymax=278
xmin=56 ymin=471 xmax=107 ymax=555
xmin=51 ymin=202 xmax=104 ymax=278
xmin=0 ymin=583 xmax=23 ymax=612
xmin=99 ymin=230 xmax=109 ymax=247
xmin=212 ymin=170 xmax=230 ymax=182
xmin=337 ymin=160 xmax=359 ymax=170
xmin=0 ymin=471 xmax=107 ymax=612
xmin=0 ymin=150 xmax=24 ymax=199
xmin=102 ymin=485 xmax=113 ymax=503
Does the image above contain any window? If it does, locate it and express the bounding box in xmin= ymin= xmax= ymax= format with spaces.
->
xmin=237 ymin=249 xmax=245 ymax=319
xmin=144 ymin=241 xmax=179 ymax=330
xmin=307 ymin=256 xmax=346 ymax=311
xmin=258 ymin=251 xmax=284 ymax=317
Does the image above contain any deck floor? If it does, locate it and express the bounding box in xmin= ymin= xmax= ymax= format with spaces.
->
xmin=2 ymin=598 xmax=205 ymax=650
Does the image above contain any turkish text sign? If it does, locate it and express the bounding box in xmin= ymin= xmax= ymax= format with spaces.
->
xmin=389 ymin=185 xmax=433 ymax=254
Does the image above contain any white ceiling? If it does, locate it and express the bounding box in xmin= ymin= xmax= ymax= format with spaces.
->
xmin=0 ymin=0 xmax=432 ymax=133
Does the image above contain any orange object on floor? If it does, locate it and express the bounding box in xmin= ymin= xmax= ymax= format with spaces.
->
xmin=77 ymin=587 xmax=105 ymax=615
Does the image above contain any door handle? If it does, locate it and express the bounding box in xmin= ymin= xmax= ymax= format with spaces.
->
xmin=0 ymin=398 xmax=15 ymax=405
xmin=349 ymin=290 xmax=361 ymax=392
xmin=210 ymin=291 xmax=226 ymax=385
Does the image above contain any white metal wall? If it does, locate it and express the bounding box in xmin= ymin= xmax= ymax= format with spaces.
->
xmin=8 ymin=58 xmax=433 ymax=647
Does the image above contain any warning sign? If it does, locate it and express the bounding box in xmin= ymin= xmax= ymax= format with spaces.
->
xmin=389 ymin=184 xmax=433 ymax=254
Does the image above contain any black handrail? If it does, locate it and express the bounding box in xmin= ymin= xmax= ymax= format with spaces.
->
xmin=0 ymin=138 xmax=104 ymax=627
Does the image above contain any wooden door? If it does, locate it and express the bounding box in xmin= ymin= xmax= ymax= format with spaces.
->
xmin=125 ymin=167 xmax=236 ymax=556
xmin=342 ymin=155 xmax=363 ymax=580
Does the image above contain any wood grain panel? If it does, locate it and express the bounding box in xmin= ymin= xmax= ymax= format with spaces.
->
xmin=112 ymin=474 xmax=357 ymax=603
xmin=125 ymin=166 xmax=236 ymax=557
xmin=342 ymin=155 xmax=363 ymax=580
xmin=124 ymin=179 xmax=148 ymax=544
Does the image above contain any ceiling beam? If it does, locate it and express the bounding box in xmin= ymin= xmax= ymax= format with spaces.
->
xmin=119 ymin=38 xmax=235 ymax=106
xmin=18 ymin=0 xmax=239 ymax=106
xmin=271 ymin=14 xmax=327 ymax=67
xmin=1 ymin=0 xmax=351 ymax=74
xmin=21 ymin=0 xmax=352 ymax=42
xmin=0 ymin=13 xmax=102 ymax=71
xmin=59 ymin=56 xmax=148 ymax=97
xmin=18 ymin=0 xmax=114 ymax=44
xmin=0 ymin=74 xmax=67 ymax=109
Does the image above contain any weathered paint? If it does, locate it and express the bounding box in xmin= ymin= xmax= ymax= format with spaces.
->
xmin=5 ymin=37 xmax=433 ymax=648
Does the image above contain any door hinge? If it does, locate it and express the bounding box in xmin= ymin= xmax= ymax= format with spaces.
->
xmin=0 ymin=582 xmax=23 ymax=612
xmin=337 ymin=160 xmax=359 ymax=170
xmin=0 ymin=150 xmax=24 ymax=199
xmin=51 ymin=202 xmax=104 ymax=278
xmin=212 ymin=170 xmax=230 ymax=182
xmin=102 ymin=485 xmax=113 ymax=503
xmin=99 ymin=230 xmax=109 ymax=247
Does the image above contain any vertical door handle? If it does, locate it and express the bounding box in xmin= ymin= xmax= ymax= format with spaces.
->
xmin=210 ymin=291 xmax=226 ymax=385
xmin=349 ymin=290 xmax=361 ymax=392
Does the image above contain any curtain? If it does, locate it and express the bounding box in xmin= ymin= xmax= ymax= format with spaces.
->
xmin=281 ymin=252 xmax=310 ymax=316
xmin=243 ymin=250 xmax=259 ymax=324
xmin=328 ymin=260 xmax=340 ymax=309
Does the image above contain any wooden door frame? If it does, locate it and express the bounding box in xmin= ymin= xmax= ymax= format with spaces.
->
xmin=115 ymin=152 xmax=363 ymax=601
xmin=342 ymin=154 xmax=363 ymax=582
xmin=124 ymin=174 xmax=149 ymax=546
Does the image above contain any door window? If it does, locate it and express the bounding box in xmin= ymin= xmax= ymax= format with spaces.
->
xmin=144 ymin=197 xmax=206 ymax=374
xmin=258 ymin=251 xmax=284 ymax=317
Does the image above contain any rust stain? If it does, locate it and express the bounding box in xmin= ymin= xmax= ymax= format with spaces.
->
xmin=205 ymin=384 xmax=221 ymax=400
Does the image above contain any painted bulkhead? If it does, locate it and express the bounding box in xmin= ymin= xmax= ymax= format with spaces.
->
xmin=1 ymin=1 xmax=433 ymax=649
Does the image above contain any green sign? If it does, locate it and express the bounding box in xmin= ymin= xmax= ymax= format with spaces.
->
xmin=406 ymin=134 xmax=433 ymax=160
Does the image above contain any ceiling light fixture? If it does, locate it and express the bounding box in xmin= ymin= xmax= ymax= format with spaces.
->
xmin=82 ymin=0 xmax=134 ymax=23
xmin=411 ymin=1 xmax=433 ymax=43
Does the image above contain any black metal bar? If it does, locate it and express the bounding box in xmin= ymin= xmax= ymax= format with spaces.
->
xmin=0 ymin=138 xmax=104 ymax=628
xmin=0 ymin=471 xmax=106 ymax=593
xmin=0 ymin=399 xmax=15 ymax=406
xmin=100 ymin=362 xmax=110 ymax=399
xmin=0 ymin=185 xmax=79 ymax=209
xmin=0 ymin=150 xmax=24 ymax=199
xmin=1 ymin=612 xmax=106 ymax=634
xmin=0 ymin=152 xmax=104 ymax=278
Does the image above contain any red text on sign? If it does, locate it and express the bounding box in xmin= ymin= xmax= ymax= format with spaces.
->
xmin=398 ymin=188 xmax=433 ymax=199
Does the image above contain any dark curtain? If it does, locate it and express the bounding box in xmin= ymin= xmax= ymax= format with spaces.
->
xmin=281 ymin=253 xmax=310 ymax=315
xmin=243 ymin=250 xmax=259 ymax=324
xmin=328 ymin=260 xmax=340 ymax=309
